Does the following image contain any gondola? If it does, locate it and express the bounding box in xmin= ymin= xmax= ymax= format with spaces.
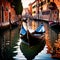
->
xmin=20 ymin=22 xmax=45 ymax=45
xmin=49 ymin=21 xmax=60 ymax=29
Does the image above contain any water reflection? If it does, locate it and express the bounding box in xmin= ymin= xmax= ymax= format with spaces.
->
xmin=20 ymin=38 xmax=45 ymax=60
xmin=0 ymin=27 xmax=19 ymax=60
xmin=13 ymin=38 xmax=26 ymax=60
xmin=0 ymin=20 xmax=60 ymax=60
xmin=47 ymin=27 xmax=60 ymax=58
xmin=34 ymin=45 xmax=57 ymax=60
xmin=28 ymin=20 xmax=60 ymax=59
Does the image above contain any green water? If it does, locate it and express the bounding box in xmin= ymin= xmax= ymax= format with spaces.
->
xmin=0 ymin=22 xmax=59 ymax=60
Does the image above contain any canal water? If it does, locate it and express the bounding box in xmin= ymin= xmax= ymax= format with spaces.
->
xmin=0 ymin=21 xmax=60 ymax=60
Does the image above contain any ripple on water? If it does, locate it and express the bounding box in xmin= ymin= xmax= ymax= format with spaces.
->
xmin=13 ymin=38 xmax=27 ymax=60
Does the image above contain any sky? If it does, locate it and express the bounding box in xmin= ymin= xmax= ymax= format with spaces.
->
xmin=21 ymin=0 xmax=35 ymax=8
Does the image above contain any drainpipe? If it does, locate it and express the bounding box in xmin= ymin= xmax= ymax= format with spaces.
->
xmin=38 ymin=0 xmax=39 ymax=19
xmin=2 ymin=3 xmax=4 ymax=22
xmin=41 ymin=0 xmax=42 ymax=20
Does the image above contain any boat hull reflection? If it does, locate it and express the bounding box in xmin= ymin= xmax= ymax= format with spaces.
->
xmin=20 ymin=38 xmax=45 ymax=60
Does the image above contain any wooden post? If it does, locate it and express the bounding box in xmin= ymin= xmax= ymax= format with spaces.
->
xmin=9 ymin=12 xmax=11 ymax=29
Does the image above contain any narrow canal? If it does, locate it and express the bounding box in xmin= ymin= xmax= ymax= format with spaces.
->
xmin=0 ymin=20 xmax=60 ymax=60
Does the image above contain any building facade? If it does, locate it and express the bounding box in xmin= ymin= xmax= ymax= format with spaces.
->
xmin=28 ymin=0 xmax=50 ymax=19
xmin=0 ymin=0 xmax=17 ymax=28
xmin=29 ymin=0 xmax=60 ymax=22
